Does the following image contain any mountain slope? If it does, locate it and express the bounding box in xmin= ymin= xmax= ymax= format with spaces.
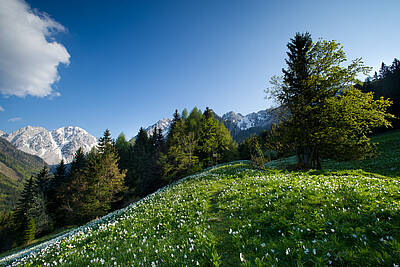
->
xmin=2 ymin=133 xmax=400 ymax=266
xmin=2 ymin=126 xmax=97 ymax=165
xmin=0 ymin=138 xmax=47 ymax=211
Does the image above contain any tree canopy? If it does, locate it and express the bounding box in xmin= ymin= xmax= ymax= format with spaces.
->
xmin=359 ymin=58 xmax=400 ymax=129
xmin=267 ymin=32 xmax=394 ymax=169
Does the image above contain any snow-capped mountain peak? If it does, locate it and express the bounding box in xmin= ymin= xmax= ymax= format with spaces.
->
xmin=145 ymin=118 xmax=171 ymax=137
xmin=236 ymin=110 xmax=272 ymax=131
xmin=2 ymin=126 xmax=97 ymax=165
xmin=51 ymin=126 xmax=97 ymax=163
xmin=222 ymin=111 xmax=244 ymax=123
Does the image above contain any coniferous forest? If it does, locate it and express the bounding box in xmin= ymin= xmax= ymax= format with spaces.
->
xmin=359 ymin=58 xmax=400 ymax=129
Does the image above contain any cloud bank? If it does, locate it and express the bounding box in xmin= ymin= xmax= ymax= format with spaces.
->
xmin=0 ymin=0 xmax=70 ymax=97
xmin=0 ymin=106 xmax=4 ymax=112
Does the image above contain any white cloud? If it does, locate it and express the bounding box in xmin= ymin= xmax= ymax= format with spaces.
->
xmin=48 ymin=91 xmax=61 ymax=99
xmin=0 ymin=106 xmax=4 ymax=112
xmin=8 ymin=117 xmax=22 ymax=122
xmin=0 ymin=0 xmax=70 ymax=97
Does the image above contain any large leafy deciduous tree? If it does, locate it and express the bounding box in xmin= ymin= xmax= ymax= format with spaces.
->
xmin=267 ymin=32 xmax=394 ymax=169
xmin=160 ymin=107 xmax=237 ymax=182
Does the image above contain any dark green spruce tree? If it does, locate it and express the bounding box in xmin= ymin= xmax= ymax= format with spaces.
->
xmin=360 ymin=58 xmax=400 ymax=129
xmin=47 ymin=159 xmax=66 ymax=225
xmin=145 ymin=127 xmax=166 ymax=194
xmin=166 ymin=110 xmax=181 ymax=148
xmin=79 ymin=130 xmax=126 ymax=221
xmin=14 ymin=176 xmax=35 ymax=245
xmin=13 ymin=168 xmax=52 ymax=244
xmin=130 ymin=128 xmax=152 ymax=197
xmin=32 ymin=167 xmax=52 ymax=235
xmin=57 ymin=148 xmax=87 ymax=224
xmin=98 ymin=129 xmax=115 ymax=154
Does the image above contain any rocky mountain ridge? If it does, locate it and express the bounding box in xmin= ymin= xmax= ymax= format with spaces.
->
xmin=145 ymin=118 xmax=172 ymax=137
xmin=0 ymin=108 xmax=281 ymax=165
xmin=144 ymin=107 xmax=282 ymax=142
xmin=0 ymin=126 xmax=97 ymax=165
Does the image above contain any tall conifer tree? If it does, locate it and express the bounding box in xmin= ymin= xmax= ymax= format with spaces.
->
xmin=47 ymin=159 xmax=66 ymax=225
xmin=14 ymin=176 xmax=35 ymax=242
xmin=198 ymin=107 xmax=219 ymax=167
xmin=79 ymin=130 xmax=126 ymax=221
xmin=57 ymin=148 xmax=87 ymax=224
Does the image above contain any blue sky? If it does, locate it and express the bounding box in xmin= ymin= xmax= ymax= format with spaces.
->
xmin=0 ymin=0 xmax=399 ymax=138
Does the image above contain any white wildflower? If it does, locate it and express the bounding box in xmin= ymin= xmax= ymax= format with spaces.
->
xmin=240 ymin=253 xmax=245 ymax=262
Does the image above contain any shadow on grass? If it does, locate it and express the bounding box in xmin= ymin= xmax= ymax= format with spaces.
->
xmin=264 ymin=130 xmax=400 ymax=178
xmin=0 ymin=226 xmax=76 ymax=259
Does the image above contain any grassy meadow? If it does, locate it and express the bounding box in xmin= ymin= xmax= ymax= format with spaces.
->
xmin=1 ymin=131 xmax=399 ymax=266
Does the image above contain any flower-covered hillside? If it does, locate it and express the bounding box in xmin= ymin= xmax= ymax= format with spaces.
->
xmin=1 ymin=161 xmax=400 ymax=266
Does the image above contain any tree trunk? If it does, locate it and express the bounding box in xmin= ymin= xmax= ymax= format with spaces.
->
xmin=313 ymin=146 xmax=321 ymax=170
xmin=303 ymin=148 xmax=313 ymax=169
xmin=296 ymin=147 xmax=305 ymax=167
xmin=296 ymin=148 xmax=301 ymax=164
xmin=297 ymin=146 xmax=316 ymax=169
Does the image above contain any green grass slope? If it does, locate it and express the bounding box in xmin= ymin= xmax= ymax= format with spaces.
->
xmin=0 ymin=137 xmax=47 ymax=211
xmin=266 ymin=130 xmax=400 ymax=178
xmin=324 ymin=130 xmax=400 ymax=177
xmin=1 ymin=159 xmax=399 ymax=266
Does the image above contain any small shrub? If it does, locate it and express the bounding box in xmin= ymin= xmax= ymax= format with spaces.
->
xmin=248 ymin=136 xmax=265 ymax=169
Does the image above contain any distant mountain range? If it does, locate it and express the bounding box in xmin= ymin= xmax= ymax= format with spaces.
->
xmin=144 ymin=107 xmax=282 ymax=142
xmin=0 ymin=108 xmax=280 ymax=210
xmin=0 ymin=137 xmax=47 ymax=211
xmin=0 ymin=126 xmax=97 ymax=210
xmin=217 ymin=108 xmax=282 ymax=142
xmin=0 ymin=126 xmax=97 ymax=165
xmin=0 ymin=108 xmax=280 ymax=166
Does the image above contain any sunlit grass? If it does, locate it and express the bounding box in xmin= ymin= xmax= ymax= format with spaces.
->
xmin=2 ymin=161 xmax=399 ymax=266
